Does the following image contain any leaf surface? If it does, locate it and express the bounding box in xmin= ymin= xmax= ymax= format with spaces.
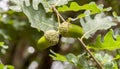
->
xmin=22 ymin=3 xmax=58 ymax=32
xmin=49 ymin=50 xmax=67 ymax=62
xmin=10 ymin=0 xmax=71 ymax=12
xmin=58 ymin=2 xmax=111 ymax=19
xmin=88 ymin=30 xmax=120 ymax=50
xmin=80 ymin=13 xmax=116 ymax=39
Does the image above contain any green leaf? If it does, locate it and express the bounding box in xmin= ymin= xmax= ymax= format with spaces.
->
xmin=0 ymin=30 xmax=11 ymax=40
xmin=0 ymin=64 xmax=4 ymax=69
xmin=58 ymin=2 xmax=111 ymax=17
xmin=22 ymin=3 xmax=58 ymax=32
xmin=112 ymin=11 xmax=118 ymax=18
xmin=58 ymin=2 xmax=80 ymax=12
xmin=112 ymin=12 xmax=120 ymax=22
xmin=5 ymin=65 xmax=14 ymax=69
xmin=114 ymin=55 xmax=120 ymax=60
xmin=50 ymin=50 xmax=87 ymax=68
xmin=58 ymin=2 xmax=99 ymax=12
xmin=0 ymin=42 xmax=4 ymax=47
xmin=88 ymin=30 xmax=120 ymax=50
xmin=58 ymin=2 xmax=111 ymax=19
xmin=49 ymin=50 xmax=67 ymax=62
xmin=94 ymin=53 xmax=118 ymax=69
xmin=0 ymin=64 xmax=14 ymax=69
xmin=80 ymin=13 xmax=116 ymax=39
xmin=66 ymin=53 xmax=78 ymax=66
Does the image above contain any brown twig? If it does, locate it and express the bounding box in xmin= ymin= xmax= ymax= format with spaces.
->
xmin=78 ymin=38 xmax=104 ymax=69
xmin=51 ymin=5 xmax=104 ymax=69
xmin=51 ymin=5 xmax=66 ymax=22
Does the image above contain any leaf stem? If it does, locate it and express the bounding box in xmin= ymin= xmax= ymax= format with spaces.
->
xmin=51 ymin=5 xmax=66 ymax=22
xmin=78 ymin=38 xmax=104 ymax=69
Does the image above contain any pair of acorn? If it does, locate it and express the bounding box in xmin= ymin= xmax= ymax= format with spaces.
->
xmin=37 ymin=22 xmax=83 ymax=50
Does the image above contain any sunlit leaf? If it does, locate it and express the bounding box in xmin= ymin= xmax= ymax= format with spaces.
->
xmin=0 ymin=64 xmax=4 ymax=69
xmin=0 ymin=64 xmax=14 ymax=69
xmin=5 ymin=65 xmax=14 ymax=69
xmin=58 ymin=2 xmax=111 ymax=19
xmin=114 ymin=55 xmax=120 ymax=60
xmin=49 ymin=50 xmax=67 ymax=62
xmin=58 ymin=2 xmax=99 ymax=12
xmin=0 ymin=42 xmax=4 ymax=47
xmin=88 ymin=30 xmax=120 ymax=50
xmin=58 ymin=2 xmax=111 ymax=12
xmin=112 ymin=11 xmax=118 ymax=18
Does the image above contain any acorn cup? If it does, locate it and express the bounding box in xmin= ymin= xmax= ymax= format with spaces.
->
xmin=59 ymin=22 xmax=83 ymax=38
xmin=37 ymin=30 xmax=59 ymax=50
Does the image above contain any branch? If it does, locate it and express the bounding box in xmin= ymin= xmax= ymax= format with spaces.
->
xmin=78 ymin=38 xmax=104 ymax=69
xmin=51 ymin=5 xmax=66 ymax=22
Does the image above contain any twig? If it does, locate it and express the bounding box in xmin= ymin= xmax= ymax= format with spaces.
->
xmin=78 ymin=38 xmax=104 ymax=69
xmin=51 ymin=5 xmax=104 ymax=69
xmin=51 ymin=5 xmax=66 ymax=22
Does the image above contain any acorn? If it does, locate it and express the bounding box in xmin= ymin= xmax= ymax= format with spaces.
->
xmin=59 ymin=22 xmax=83 ymax=38
xmin=37 ymin=30 xmax=59 ymax=50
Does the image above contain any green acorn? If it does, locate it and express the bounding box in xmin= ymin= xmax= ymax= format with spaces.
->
xmin=37 ymin=30 xmax=59 ymax=50
xmin=59 ymin=22 xmax=83 ymax=38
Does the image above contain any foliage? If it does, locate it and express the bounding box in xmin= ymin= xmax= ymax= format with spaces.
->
xmin=10 ymin=0 xmax=71 ymax=12
xmin=0 ymin=42 xmax=8 ymax=54
xmin=58 ymin=2 xmax=110 ymax=12
xmin=50 ymin=50 xmax=87 ymax=68
xmin=88 ymin=30 xmax=120 ymax=50
xmin=10 ymin=0 xmax=72 ymax=32
xmin=94 ymin=53 xmax=118 ymax=69
xmin=49 ymin=50 xmax=67 ymax=62
xmin=0 ymin=42 xmax=4 ymax=46
xmin=22 ymin=3 xmax=58 ymax=32
xmin=10 ymin=1 xmax=112 ymax=33
xmin=2 ymin=0 xmax=120 ymax=69
xmin=0 ymin=64 xmax=14 ymax=69
xmin=58 ymin=2 xmax=111 ymax=18
xmin=50 ymin=50 xmax=118 ymax=69
xmin=80 ymin=13 xmax=116 ymax=39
